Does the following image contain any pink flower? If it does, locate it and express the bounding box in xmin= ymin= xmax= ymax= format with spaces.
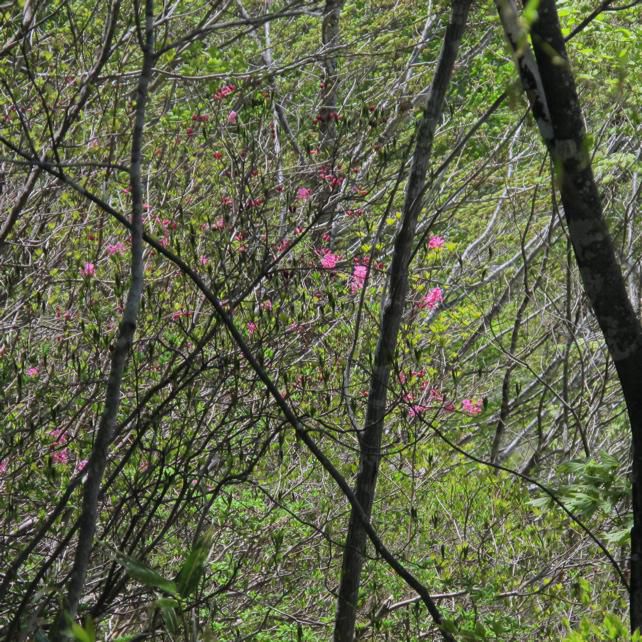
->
xmin=106 ymin=242 xmax=126 ymax=256
xmin=247 ymin=321 xmax=257 ymax=335
xmin=428 ymin=235 xmax=445 ymax=250
xmin=74 ymin=459 xmax=89 ymax=474
xmin=261 ymin=300 xmax=273 ymax=311
xmin=419 ymin=287 xmax=444 ymax=310
xmin=350 ymin=264 xmax=369 ymax=294
xmin=462 ymin=399 xmax=483 ymax=416
xmin=50 ymin=428 xmax=68 ymax=445
xmin=213 ymin=151 xmax=223 ymax=160
xmin=296 ymin=187 xmax=313 ymax=201
xmin=213 ymin=216 xmax=226 ymax=229
xmin=429 ymin=388 xmax=444 ymax=403
xmin=0 ymin=459 xmax=8 ymax=476
xmin=443 ymin=401 xmax=456 ymax=413
xmin=214 ymin=84 xmax=236 ymax=100
xmin=227 ymin=110 xmax=238 ymax=124
xmin=26 ymin=367 xmax=39 ymax=378
xmin=80 ymin=262 xmax=96 ymax=278
xmin=408 ymin=404 xmax=428 ymax=419
xmin=199 ymin=255 xmax=209 ymax=266
xmin=171 ymin=310 xmax=193 ymax=321
xmin=320 ymin=249 xmax=340 ymax=270
xmin=52 ymin=449 xmax=70 ymax=465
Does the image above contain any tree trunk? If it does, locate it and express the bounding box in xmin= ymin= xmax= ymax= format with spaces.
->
xmin=499 ymin=0 xmax=642 ymax=632
xmin=333 ymin=2 xmax=472 ymax=640
xmin=49 ymin=1 xmax=153 ymax=638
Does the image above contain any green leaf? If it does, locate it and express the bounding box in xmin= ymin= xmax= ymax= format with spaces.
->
xmin=110 ymin=550 xmax=178 ymax=597
xmin=175 ymin=534 xmax=212 ymax=598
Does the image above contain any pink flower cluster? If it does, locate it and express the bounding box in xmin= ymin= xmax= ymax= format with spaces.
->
xmin=296 ymin=187 xmax=313 ymax=201
xmin=213 ymin=84 xmax=236 ymax=101
xmin=319 ymin=249 xmax=340 ymax=270
xmin=428 ymin=235 xmax=445 ymax=250
xmin=50 ymin=428 xmax=70 ymax=465
xmin=350 ymin=261 xmax=369 ymax=294
xmin=106 ymin=242 xmax=126 ymax=256
xmin=26 ymin=367 xmax=39 ymax=378
xmin=312 ymin=111 xmax=341 ymax=124
xmin=80 ymin=262 xmax=96 ymax=278
xmin=171 ymin=310 xmax=193 ymax=322
xmin=462 ymin=399 xmax=483 ymax=415
xmin=191 ymin=113 xmax=209 ymax=122
xmin=318 ymin=167 xmax=344 ymax=189
xmin=408 ymin=404 xmax=428 ymax=419
xmin=75 ymin=459 xmax=89 ymax=474
xmin=418 ymin=287 xmax=444 ymax=310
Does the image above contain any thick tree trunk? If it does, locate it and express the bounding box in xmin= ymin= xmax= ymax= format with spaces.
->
xmin=499 ymin=0 xmax=642 ymax=632
xmin=333 ymin=2 xmax=472 ymax=641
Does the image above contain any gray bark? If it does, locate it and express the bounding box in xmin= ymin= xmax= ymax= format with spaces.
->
xmin=49 ymin=1 xmax=153 ymax=637
xmin=498 ymin=0 xmax=642 ymax=632
xmin=333 ymin=2 xmax=473 ymax=641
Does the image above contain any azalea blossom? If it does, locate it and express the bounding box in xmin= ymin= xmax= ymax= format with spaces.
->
xmin=214 ymin=84 xmax=236 ymax=100
xmin=320 ymin=249 xmax=340 ymax=270
xmin=74 ymin=459 xmax=89 ymax=474
xmin=80 ymin=262 xmax=96 ymax=278
xmin=443 ymin=401 xmax=456 ymax=413
xmin=247 ymin=321 xmax=257 ymax=335
xmin=199 ymin=255 xmax=209 ymax=266
xmin=408 ymin=404 xmax=428 ymax=419
xmin=462 ymin=398 xmax=483 ymax=416
xmin=26 ymin=367 xmax=39 ymax=378
xmin=419 ymin=287 xmax=444 ymax=310
xmin=428 ymin=235 xmax=445 ymax=250
xmin=0 ymin=459 xmax=7 ymax=476
xmin=50 ymin=428 xmax=68 ymax=445
xmin=52 ymin=449 xmax=70 ymax=465
xmin=429 ymin=387 xmax=444 ymax=403
xmin=296 ymin=187 xmax=313 ymax=201
xmin=261 ymin=300 xmax=273 ymax=311
xmin=106 ymin=242 xmax=126 ymax=256
xmin=350 ymin=263 xmax=369 ymax=294
xmin=171 ymin=310 xmax=193 ymax=321
xmin=227 ymin=110 xmax=238 ymax=124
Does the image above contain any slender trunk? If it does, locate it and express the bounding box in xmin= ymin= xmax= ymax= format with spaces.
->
xmin=49 ymin=1 xmax=153 ymax=638
xmin=333 ymin=3 xmax=472 ymax=641
xmin=498 ymin=0 xmax=642 ymax=632
xmin=316 ymin=0 xmax=344 ymax=237
xmin=319 ymin=0 xmax=344 ymax=154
